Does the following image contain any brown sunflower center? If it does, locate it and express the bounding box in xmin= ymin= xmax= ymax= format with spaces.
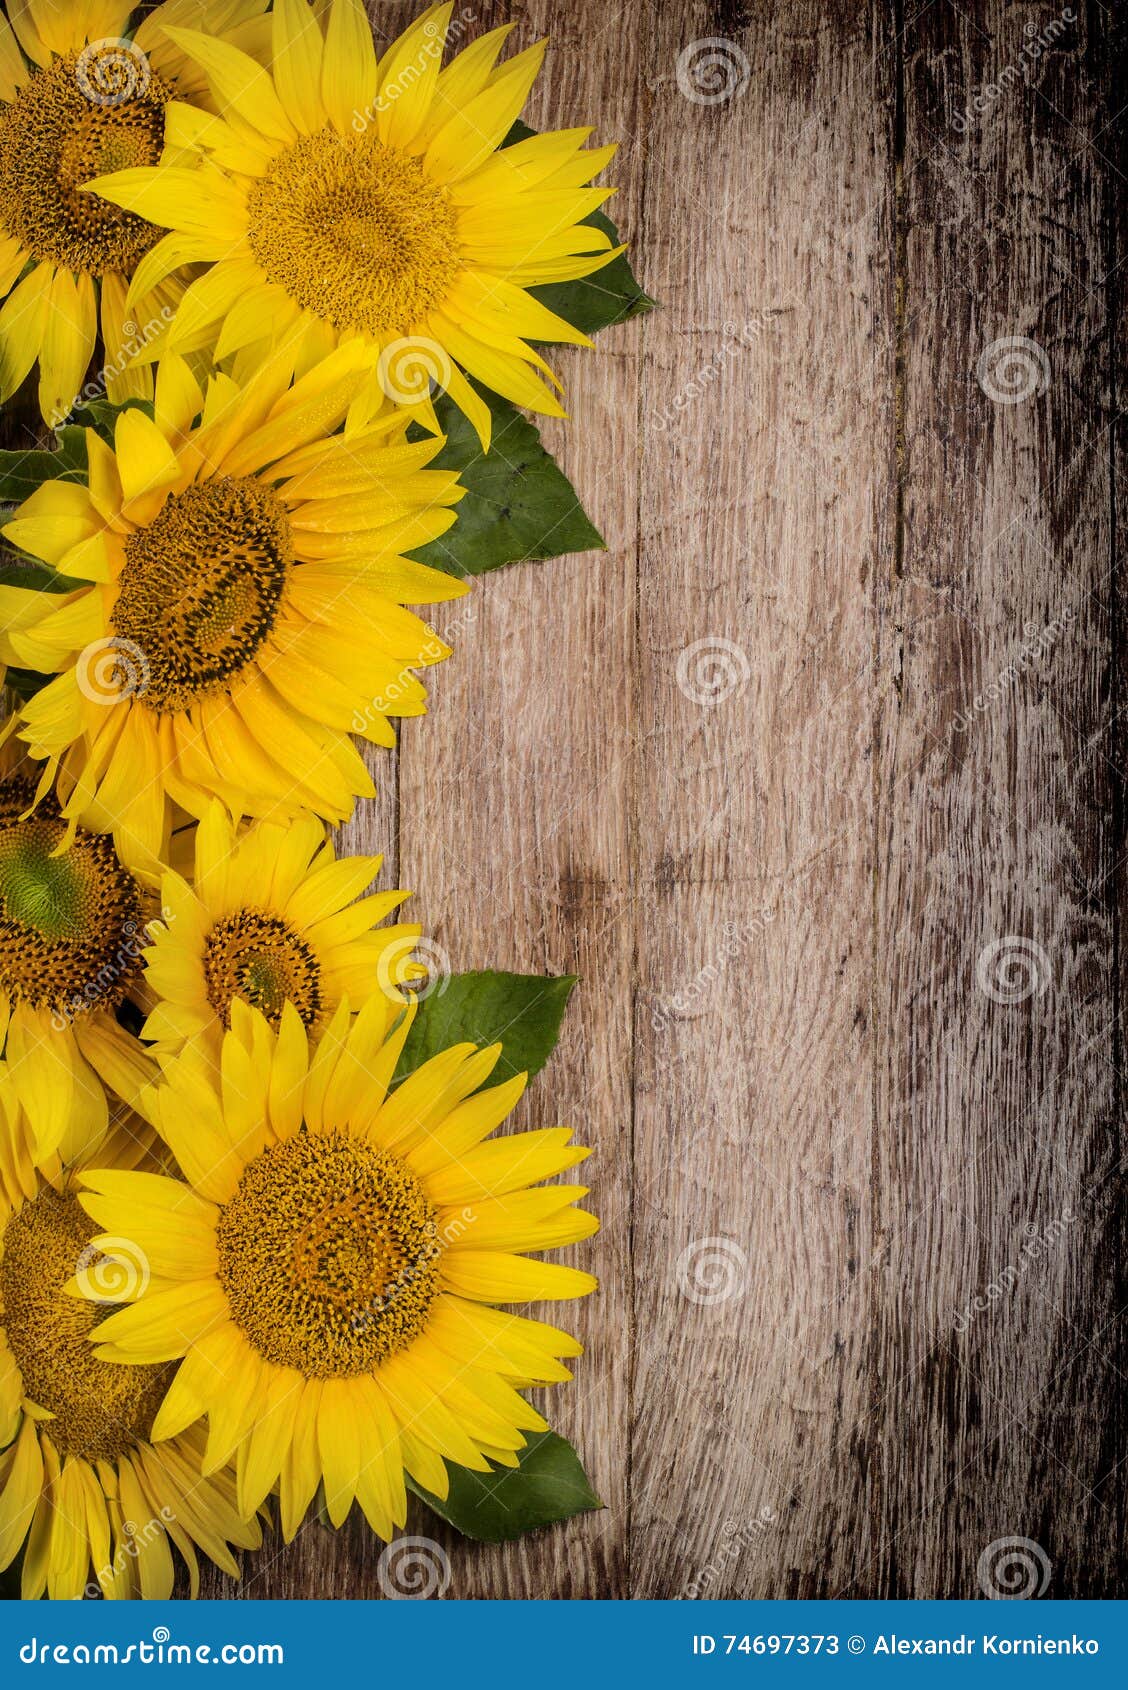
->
xmin=203 ymin=909 xmax=323 ymax=1030
xmin=216 ymin=1131 xmax=441 ymax=1377
xmin=111 ymin=477 xmax=293 ymax=714
xmin=0 ymin=51 xmax=168 ymax=276
xmin=245 ymin=129 xmax=461 ymax=337
xmin=0 ymin=800 xmax=144 ymax=1019
xmin=0 ymin=1189 xmax=171 ymax=1462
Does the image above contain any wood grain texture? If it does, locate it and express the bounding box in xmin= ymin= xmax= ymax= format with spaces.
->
xmin=2 ymin=0 xmax=1123 ymax=1602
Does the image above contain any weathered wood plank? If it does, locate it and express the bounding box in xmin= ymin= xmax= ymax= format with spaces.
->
xmin=867 ymin=0 xmax=1121 ymax=1600
xmin=628 ymin=0 xmax=889 ymax=1600
xmin=386 ymin=0 xmax=643 ymax=1600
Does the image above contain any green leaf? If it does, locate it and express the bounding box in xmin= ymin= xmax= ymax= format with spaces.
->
xmin=0 ymin=427 xmax=88 ymax=503
xmin=70 ymin=395 xmax=152 ymax=443
xmin=0 ymin=561 xmax=73 ymax=594
xmin=409 ymin=389 xmax=604 ymax=578
xmin=531 ymin=207 xmax=656 ymax=336
xmin=505 ymin=119 xmax=655 ymax=336
xmin=394 ymin=970 xmax=577 ymax=1084
xmin=409 ymin=1431 xmax=601 ymax=1543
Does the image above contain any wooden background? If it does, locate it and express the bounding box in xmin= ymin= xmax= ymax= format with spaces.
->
xmin=5 ymin=0 xmax=1125 ymax=1601
xmin=296 ymin=0 xmax=1126 ymax=1600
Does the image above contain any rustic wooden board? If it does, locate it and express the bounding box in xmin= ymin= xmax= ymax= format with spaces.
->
xmin=1 ymin=0 xmax=1121 ymax=1602
xmin=869 ymin=0 xmax=1122 ymax=1601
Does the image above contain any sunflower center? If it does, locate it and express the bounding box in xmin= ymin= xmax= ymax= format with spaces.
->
xmin=245 ymin=129 xmax=462 ymax=337
xmin=216 ymin=1132 xmax=441 ymax=1377
xmin=0 ymin=53 xmax=167 ymax=276
xmin=203 ymin=909 xmax=323 ymax=1030
xmin=111 ymin=478 xmax=293 ymax=714
xmin=0 ymin=803 xmax=144 ymax=1018
xmin=0 ymin=1189 xmax=172 ymax=1462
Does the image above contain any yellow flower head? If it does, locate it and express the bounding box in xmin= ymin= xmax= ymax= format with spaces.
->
xmin=0 ymin=342 xmax=466 ymax=868
xmin=81 ymin=996 xmax=597 ymax=1541
xmin=0 ymin=760 xmax=157 ymax=1160
xmin=0 ymin=1073 xmax=260 ymax=1599
xmin=0 ymin=0 xmax=268 ymax=423
xmin=143 ymin=801 xmax=424 ymax=1063
xmin=89 ymin=0 xmax=622 ymax=447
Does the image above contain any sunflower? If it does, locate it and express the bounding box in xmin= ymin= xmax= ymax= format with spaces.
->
xmin=0 ymin=342 xmax=466 ymax=869
xmin=88 ymin=0 xmax=622 ymax=448
xmin=142 ymin=801 xmax=424 ymax=1064
xmin=0 ymin=1 xmax=268 ymax=424
xmin=0 ymin=759 xmax=158 ymax=1161
xmin=79 ymin=996 xmax=597 ymax=1541
xmin=0 ymin=1071 xmax=262 ymax=1599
